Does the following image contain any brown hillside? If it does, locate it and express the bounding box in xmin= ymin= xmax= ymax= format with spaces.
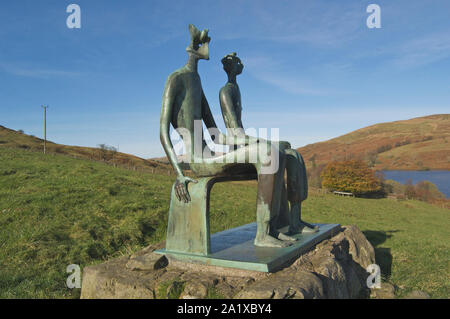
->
xmin=297 ymin=114 xmax=450 ymax=171
xmin=0 ymin=125 xmax=169 ymax=172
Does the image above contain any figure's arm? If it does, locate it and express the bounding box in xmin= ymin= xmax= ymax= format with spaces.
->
xmin=160 ymin=76 xmax=183 ymax=176
xmin=202 ymin=90 xmax=259 ymax=146
xmin=160 ymin=76 xmax=197 ymax=202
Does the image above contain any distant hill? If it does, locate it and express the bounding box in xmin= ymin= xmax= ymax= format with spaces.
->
xmin=297 ymin=114 xmax=450 ymax=171
xmin=0 ymin=125 xmax=169 ymax=172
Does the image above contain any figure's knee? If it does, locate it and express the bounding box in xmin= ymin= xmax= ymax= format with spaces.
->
xmin=287 ymin=188 xmax=307 ymax=203
xmin=285 ymin=150 xmax=308 ymax=202
xmin=284 ymin=148 xmax=297 ymax=157
xmin=256 ymin=143 xmax=283 ymax=174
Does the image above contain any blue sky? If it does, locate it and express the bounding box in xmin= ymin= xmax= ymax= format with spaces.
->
xmin=1 ymin=0 xmax=449 ymax=158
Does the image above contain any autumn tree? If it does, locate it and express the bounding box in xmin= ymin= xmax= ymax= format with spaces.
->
xmin=320 ymin=160 xmax=382 ymax=195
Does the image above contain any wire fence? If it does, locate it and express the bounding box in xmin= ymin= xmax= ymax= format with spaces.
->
xmin=12 ymin=146 xmax=176 ymax=176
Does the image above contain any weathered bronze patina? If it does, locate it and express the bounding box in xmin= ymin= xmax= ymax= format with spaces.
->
xmin=219 ymin=52 xmax=319 ymax=235
xmin=159 ymin=25 xmax=294 ymax=250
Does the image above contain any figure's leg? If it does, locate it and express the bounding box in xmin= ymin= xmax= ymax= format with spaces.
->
xmin=193 ymin=142 xmax=295 ymax=247
xmin=285 ymin=149 xmax=318 ymax=234
xmin=254 ymin=152 xmax=296 ymax=247
xmin=254 ymin=172 xmax=292 ymax=247
xmin=272 ymin=181 xmax=290 ymax=229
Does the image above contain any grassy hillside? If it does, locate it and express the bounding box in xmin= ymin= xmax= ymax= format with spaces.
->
xmin=0 ymin=147 xmax=448 ymax=298
xmin=0 ymin=125 xmax=169 ymax=173
xmin=298 ymin=114 xmax=450 ymax=171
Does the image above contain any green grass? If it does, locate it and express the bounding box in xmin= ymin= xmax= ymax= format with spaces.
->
xmin=0 ymin=147 xmax=172 ymax=298
xmin=157 ymin=278 xmax=185 ymax=299
xmin=302 ymin=193 xmax=449 ymax=298
xmin=0 ymin=147 xmax=448 ymax=298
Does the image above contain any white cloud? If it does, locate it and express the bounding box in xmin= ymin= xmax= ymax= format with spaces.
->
xmin=243 ymin=55 xmax=338 ymax=96
xmin=391 ymin=31 xmax=450 ymax=68
xmin=0 ymin=62 xmax=82 ymax=79
xmin=216 ymin=1 xmax=364 ymax=47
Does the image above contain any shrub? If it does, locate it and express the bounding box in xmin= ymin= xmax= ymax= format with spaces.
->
xmin=320 ymin=160 xmax=382 ymax=196
xmin=404 ymin=179 xmax=416 ymax=199
xmin=383 ymin=179 xmax=405 ymax=194
xmin=376 ymin=144 xmax=392 ymax=154
xmin=394 ymin=139 xmax=411 ymax=148
xmin=414 ymin=181 xmax=445 ymax=202
xmin=54 ymin=146 xmax=65 ymax=154
xmin=97 ymin=144 xmax=118 ymax=162
xmin=385 ymin=178 xmax=446 ymax=205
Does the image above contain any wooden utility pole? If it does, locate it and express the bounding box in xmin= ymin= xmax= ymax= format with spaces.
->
xmin=41 ymin=105 xmax=49 ymax=154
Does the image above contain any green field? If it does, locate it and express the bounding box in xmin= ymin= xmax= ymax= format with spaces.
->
xmin=0 ymin=147 xmax=448 ymax=298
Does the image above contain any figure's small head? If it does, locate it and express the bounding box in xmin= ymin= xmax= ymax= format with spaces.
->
xmin=221 ymin=52 xmax=244 ymax=77
xmin=186 ymin=24 xmax=211 ymax=60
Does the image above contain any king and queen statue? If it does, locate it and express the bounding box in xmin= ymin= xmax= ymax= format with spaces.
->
xmin=156 ymin=25 xmax=338 ymax=272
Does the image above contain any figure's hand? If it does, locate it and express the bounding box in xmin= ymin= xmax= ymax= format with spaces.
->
xmin=278 ymin=141 xmax=291 ymax=151
xmin=175 ymin=175 xmax=198 ymax=203
xmin=279 ymin=140 xmax=291 ymax=150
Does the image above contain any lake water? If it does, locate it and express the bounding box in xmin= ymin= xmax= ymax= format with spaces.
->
xmin=383 ymin=170 xmax=450 ymax=198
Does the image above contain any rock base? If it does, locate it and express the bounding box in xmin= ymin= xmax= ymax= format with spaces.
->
xmin=80 ymin=225 xmax=376 ymax=299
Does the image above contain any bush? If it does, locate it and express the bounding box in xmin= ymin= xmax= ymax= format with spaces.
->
xmin=414 ymin=181 xmax=445 ymax=202
xmin=97 ymin=144 xmax=118 ymax=162
xmin=320 ymin=160 xmax=382 ymax=196
xmin=376 ymin=144 xmax=392 ymax=154
xmin=394 ymin=139 xmax=411 ymax=148
xmin=404 ymin=179 xmax=416 ymax=199
xmin=383 ymin=179 xmax=404 ymax=194
xmin=386 ymin=178 xmax=446 ymax=204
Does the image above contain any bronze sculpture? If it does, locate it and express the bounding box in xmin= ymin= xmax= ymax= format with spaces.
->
xmin=160 ymin=24 xmax=296 ymax=248
xmin=219 ymin=52 xmax=318 ymax=234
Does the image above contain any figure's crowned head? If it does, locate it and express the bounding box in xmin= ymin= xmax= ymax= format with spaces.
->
xmin=186 ymin=24 xmax=210 ymax=60
xmin=221 ymin=52 xmax=244 ymax=76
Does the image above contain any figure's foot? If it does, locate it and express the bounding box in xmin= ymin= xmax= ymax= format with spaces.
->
xmin=288 ymin=222 xmax=319 ymax=235
xmin=300 ymin=222 xmax=319 ymax=233
xmin=277 ymin=232 xmax=298 ymax=242
xmin=254 ymin=235 xmax=294 ymax=248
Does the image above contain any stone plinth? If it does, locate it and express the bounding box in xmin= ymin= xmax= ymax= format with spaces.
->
xmin=80 ymin=225 xmax=376 ymax=299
